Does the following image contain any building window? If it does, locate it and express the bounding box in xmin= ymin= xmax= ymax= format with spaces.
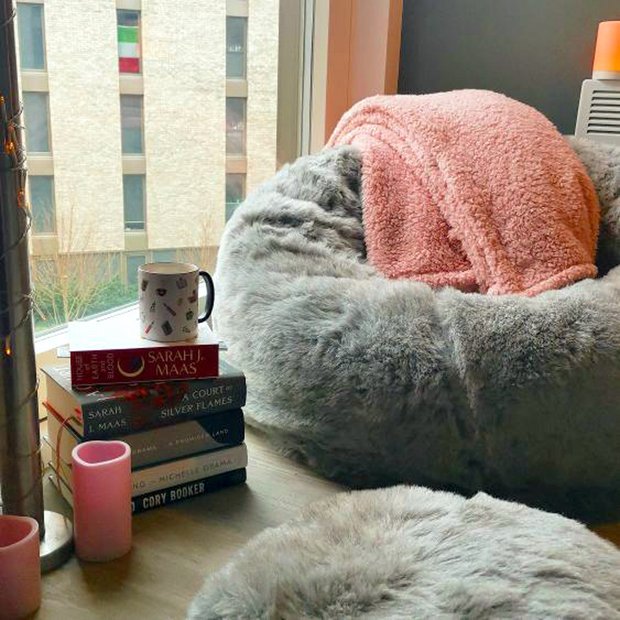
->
xmin=123 ymin=174 xmax=145 ymax=231
xmin=117 ymin=10 xmax=141 ymax=74
xmin=226 ymin=98 xmax=246 ymax=155
xmin=225 ymin=173 xmax=246 ymax=221
xmin=226 ymin=17 xmax=247 ymax=79
xmin=29 ymin=176 xmax=55 ymax=234
xmin=120 ymin=95 xmax=144 ymax=154
xmin=24 ymin=2 xmax=289 ymax=334
xmin=126 ymin=254 xmax=146 ymax=288
xmin=152 ymin=249 xmax=176 ymax=262
xmin=22 ymin=92 xmax=50 ymax=153
xmin=17 ymin=3 xmax=45 ymax=71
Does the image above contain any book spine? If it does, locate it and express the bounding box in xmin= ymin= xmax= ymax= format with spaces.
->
xmin=131 ymin=468 xmax=247 ymax=514
xmin=128 ymin=410 xmax=245 ymax=468
xmin=70 ymin=343 xmax=218 ymax=387
xmin=79 ymin=378 xmax=246 ymax=439
xmin=48 ymin=406 xmax=245 ymax=468
xmin=50 ymin=467 xmax=247 ymax=515
xmin=131 ymin=444 xmax=248 ymax=495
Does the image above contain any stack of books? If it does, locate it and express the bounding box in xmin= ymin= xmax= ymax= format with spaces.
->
xmin=44 ymin=321 xmax=247 ymax=514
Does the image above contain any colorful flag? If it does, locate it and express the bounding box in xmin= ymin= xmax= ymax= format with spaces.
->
xmin=118 ymin=24 xmax=140 ymax=73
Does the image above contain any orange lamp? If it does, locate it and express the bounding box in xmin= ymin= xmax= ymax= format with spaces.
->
xmin=592 ymin=20 xmax=620 ymax=79
xmin=575 ymin=21 xmax=620 ymax=145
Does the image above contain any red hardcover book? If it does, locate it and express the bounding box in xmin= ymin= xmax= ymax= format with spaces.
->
xmin=69 ymin=319 xmax=219 ymax=387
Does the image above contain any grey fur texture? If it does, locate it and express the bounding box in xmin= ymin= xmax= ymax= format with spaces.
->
xmin=188 ymin=486 xmax=620 ymax=619
xmin=214 ymin=140 xmax=620 ymax=522
xmin=569 ymin=137 xmax=620 ymax=273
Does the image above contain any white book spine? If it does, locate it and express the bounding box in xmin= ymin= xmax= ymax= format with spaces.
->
xmin=52 ymin=444 xmax=248 ymax=498
xmin=130 ymin=444 xmax=247 ymax=495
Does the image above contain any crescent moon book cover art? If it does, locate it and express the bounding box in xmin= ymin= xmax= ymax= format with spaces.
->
xmin=68 ymin=319 xmax=219 ymax=387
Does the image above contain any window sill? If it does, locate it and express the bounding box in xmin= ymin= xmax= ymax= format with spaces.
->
xmin=30 ymin=234 xmax=58 ymax=255
xmin=119 ymin=73 xmax=144 ymax=95
xmin=35 ymin=301 xmax=140 ymax=357
xmin=226 ymin=79 xmax=248 ymax=97
xmin=28 ymin=155 xmax=54 ymax=175
xmin=124 ymin=230 xmax=148 ymax=251
xmin=122 ymin=156 xmax=146 ymax=174
xmin=34 ymin=302 xmax=141 ymax=420
xmin=226 ymin=155 xmax=247 ymax=174
xmin=20 ymin=71 xmax=49 ymax=92
xmin=34 ymin=279 xmax=210 ymax=357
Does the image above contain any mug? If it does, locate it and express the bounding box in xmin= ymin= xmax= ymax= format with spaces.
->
xmin=138 ymin=262 xmax=215 ymax=342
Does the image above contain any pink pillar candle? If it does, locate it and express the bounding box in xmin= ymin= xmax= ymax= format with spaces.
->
xmin=0 ymin=515 xmax=41 ymax=619
xmin=71 ymin=441 xmax=132 ymax=562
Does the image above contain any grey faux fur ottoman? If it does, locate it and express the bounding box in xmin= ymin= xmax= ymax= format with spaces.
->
xmin=188 ymin=486 xmax=620 ymax=619
xmin=213 ymin=138 xmax=620 ymax=522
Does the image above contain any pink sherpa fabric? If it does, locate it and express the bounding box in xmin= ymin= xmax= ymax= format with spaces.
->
xmin=327 ymin=90 xmax=600 ymax=295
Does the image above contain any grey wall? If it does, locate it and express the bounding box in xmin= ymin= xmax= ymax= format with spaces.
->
xmin=398 ymin=0 xmax=620 ymax=134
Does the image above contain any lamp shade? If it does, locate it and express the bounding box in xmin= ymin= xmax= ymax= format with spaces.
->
xmin=593 ymin=21 xmax=620 ymax=79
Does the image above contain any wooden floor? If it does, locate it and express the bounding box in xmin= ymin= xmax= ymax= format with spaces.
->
xmin=36 ymin=427 xmax=619 ymax=619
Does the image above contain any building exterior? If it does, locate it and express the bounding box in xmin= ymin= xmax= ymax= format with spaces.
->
xmin=16 ymin=0 xmax=279 ymax=293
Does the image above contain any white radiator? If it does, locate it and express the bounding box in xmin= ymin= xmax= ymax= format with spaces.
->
xmin=575 ymin=79 xmax=620 ymax=146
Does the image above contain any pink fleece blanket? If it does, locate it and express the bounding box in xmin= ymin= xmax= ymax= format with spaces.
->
xmin=327 ymin=90 xmax=600 ymax=295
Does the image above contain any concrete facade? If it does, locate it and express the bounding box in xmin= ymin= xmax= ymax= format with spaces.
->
xmin=45 ymin=0 xmax=124 ymax=252
xmin=19 ymin=0 xmax=279 ymax=261
xmin=143 ymin=0 xmax=226 ymax=249
xmin=246 ymin=0 xmax=279 ymax=191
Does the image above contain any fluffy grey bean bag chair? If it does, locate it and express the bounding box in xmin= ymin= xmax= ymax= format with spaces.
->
xmin=188 ymin=486 xmax=620 ymax=619
xmin=214 ymin=138 xmax=620 ymax=522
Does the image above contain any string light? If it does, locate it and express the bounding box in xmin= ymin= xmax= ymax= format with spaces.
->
xmin=0 ymin=379 xmax=44 ymax=510
xmin=0 ymin=1 xmax=44 ymax=520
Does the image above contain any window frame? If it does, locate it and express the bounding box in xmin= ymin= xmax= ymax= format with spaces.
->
xmin=32 ymin=0 xmax=310 ymax=358
xmin=225 ymin=172 xmax=246 ymax=221
xmin=125 ymin=253 xmax=147 ymax=288
xmin=226 ymin=15 xmax=247 ymax=79
xmin=225 ymin=96 xmax=247 ymax=155
xmin=28 ymin=174 xmax=56 ymax=235
xmin=16 ymin=1 xmax=47 ymax=72
xmin=152 ymin=249 xmax=177 ymax=263
xmin=22 ymin=90 xmax=51 ymax=154
xmin=120 ymin=94 xmax=145 ymax=155
xmin=122 ymin=173 xmax=146 ymax=232
xmin=117 ymin=8 xmax=142 ymax=75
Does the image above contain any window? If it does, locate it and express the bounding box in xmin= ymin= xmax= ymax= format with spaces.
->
xmin=120 ymin=95 xmax=143 ymax=154
xmin=29 ymin=176 xmax=55 ymax=234
xmin=152 ymin=249 xmax=177 ymax=262
xmin=17 ymin=3 xmax=45 ymax=70
xmin=123 ymin=175 xmax=145 ymax=231
xmin=226 ymin=174 xmax=246 ymax=221
xmin=226 ymin=98 xmax=246 ymax=155
xmin=20 ymin=1 xmax=296 ymax=335
xmin=126 ymin=254 xmax=146 ymax=288
xmin=117 ymin=10 xmax=141 ymax=74
xmin=22 ymin=92 xmax=50 ymax=153
xmin=226 ymin=17 xmax=247 ymax=78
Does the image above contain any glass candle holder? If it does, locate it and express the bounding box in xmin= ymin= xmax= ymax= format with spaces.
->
xmin=0 ymin=515 xmax=41 ymax=619
xmin=72 ymin=440 xmax=132 ymax=562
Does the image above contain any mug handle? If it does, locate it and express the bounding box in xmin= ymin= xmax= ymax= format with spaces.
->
xmin=198 ymin=271 xmax=215 ymax=323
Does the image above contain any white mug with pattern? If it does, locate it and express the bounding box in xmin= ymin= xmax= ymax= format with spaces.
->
xmin=138 ymin=262 xmax=215 ymax=342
